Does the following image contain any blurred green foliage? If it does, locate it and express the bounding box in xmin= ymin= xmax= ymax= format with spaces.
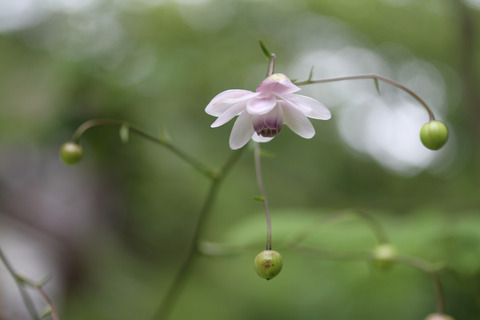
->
xmin=1 ymin=0 xmax=480 ymax=319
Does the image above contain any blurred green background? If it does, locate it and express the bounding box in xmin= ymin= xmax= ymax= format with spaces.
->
xmin=1 ymin=0 xmax=480 ymax=319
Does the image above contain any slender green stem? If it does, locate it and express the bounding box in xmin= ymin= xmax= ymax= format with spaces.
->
xmin=292 ymin=245 xmax=370 ymax=261
xmin=296 ymin=74 xmax=436 ymax=121
xmin=292 ymin=244 xmax=446 ymax=315
xmin=0 ymin=247 xmax=50 ymax=320
xmin=71 ymin=119 xmax=215 ymax=178
xmin=254 ymin=143 xmax=272 ymax=250
xmin=285 ymin=209 xmax=388 ymax=249
xmin=393 ymin=254 xmax=446 ymax=314
xmin=152 ymin=148 xmax=245 ymax=320
xmin=351 ymin=210 xmax=389 ymax=244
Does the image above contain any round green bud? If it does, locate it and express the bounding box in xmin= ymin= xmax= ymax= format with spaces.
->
xmin=60 ymin=142 xmax=84 ymax=165
xmin=425 ymin=313 xmax=455 ymax=320
xmin=373 ymin=244 xmax=396 ymax=271
xmin=420 ymin=121 xmax=449 ymax=150
xmin=254 ymin=250 xmax=283 ymax=280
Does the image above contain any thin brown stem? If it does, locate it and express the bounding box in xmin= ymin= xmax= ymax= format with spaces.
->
xmin=296 ymin=74 xmax=435 ymax=121
xmin=36 ymin=286 xmax=60 ymax=320
xmin=267 ymin=54 xmax=276 ymax=77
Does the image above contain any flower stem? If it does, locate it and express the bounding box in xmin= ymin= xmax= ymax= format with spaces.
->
xmin=152 ymin=148 xmax=245 ymax=320
xmin=292 ymin=244 xmax=447 ymax=315
xmin=71 ymin=119 xmax=215 ymax=178
xmin=285 ymin=209 xmax=389 ymax=249
xmin=0 ymin=247 xmax=59 ymax=320
xmin=267 ymin=54 xmax=276 ymax=77
xmin=254 ymin=143 xmax=272 ymax=250
xmin=296 ymin=74 xmax=436 ymax=121
xmin=393 ymin=254 xmax=446 ymax=314
xmin=351 ymin=210 xmax=389 ymax=244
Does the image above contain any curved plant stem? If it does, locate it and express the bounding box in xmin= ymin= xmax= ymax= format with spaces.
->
xmin=352 ymin=210 xmax=389 ymax=244
xmin=285 ymin=209 xmax=389 ymax=249
xmin=296 ymin=74 xmax=436 ymax=121
xmin=71 ymin=119 xmax=215 ymax=178
xmin=254 ymin=143 xmax=272 ymax=250
xmin=152 ymin=148 xmax=245 ymax=320
xmin=394 ymin=254 xmax=446 ymax=314
xmin=292 ymin=245 xmax=370 ymax=261
xmin=0 ymin=247 xmax=59 ymax=320
xmin=292 ymin=245 xmax=447 ymax=315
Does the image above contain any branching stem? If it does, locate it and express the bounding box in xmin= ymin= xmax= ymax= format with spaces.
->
xmin=152 ymin=148 xmax=245 ymax=320
xmin=394 ymin=254 xmax=446 ymax=314
xmin=0 ymin=247 xmax=59 ymax=320
xmin=296 ymin=74 xmax=435 ymax=121
xmin=291 ymin=244 xmax=446 ymax=315
xmin=285 ymin=209 xmax=389 ymax=249
xmin=72 ymin=119 xmax=214 ymax=178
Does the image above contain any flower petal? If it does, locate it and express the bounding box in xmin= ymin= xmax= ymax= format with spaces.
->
xmin=281 ymin=102 xmax=315 ymax=139
xmin=246 ymin=95 xmax=277 ymax=115
xmin=285 ymin=94 xmax=331 ymax=120
xmin=229 ymin=111 xmax=255 ymax=150
xmin=252 ymin=106 xmax=283 ymax=133
xmin=256 ymin=73 xmax=300 ymax=95
xmin=205 ymin=89 xmax=254 ymax=116
xmin=211 ymin=102 xmax=247 ymax=128
xmin=252 ymin=134 xmax=274 ymax=143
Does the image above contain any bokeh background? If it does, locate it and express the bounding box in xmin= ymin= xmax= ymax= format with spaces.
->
xmin=1 ymin=0 xmax=480 ymax=319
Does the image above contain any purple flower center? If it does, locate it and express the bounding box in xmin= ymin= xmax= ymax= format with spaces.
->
xmin=253 ymin=110 xmax=283 ymax=138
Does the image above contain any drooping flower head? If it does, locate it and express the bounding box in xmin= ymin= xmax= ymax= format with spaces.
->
xmin=205 ymin=73 xmax=331 ymax=149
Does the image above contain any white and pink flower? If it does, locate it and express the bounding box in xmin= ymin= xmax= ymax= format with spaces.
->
xmin=205 ymin=73 xmax=331 ymax=149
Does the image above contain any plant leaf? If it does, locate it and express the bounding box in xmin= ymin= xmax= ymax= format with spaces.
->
xmin=308 ymin=66 xmax=314 ymax=81
xmin=373 ymin=78 xmax=380 ymax=94
xmin=253 ymin=196 xmax=265 ymax=202
xmin=258 ymin=40 xmax=272 ymax=59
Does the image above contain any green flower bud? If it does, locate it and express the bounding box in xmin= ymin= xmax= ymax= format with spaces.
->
xmin=373 ymin=244 xmax=396 ymax=271
xmin=425 ymin=313 xmax=455 ymax=320
xmin=60 ymin=142 xmax=84 ymax=165
xmin=420 ymin=121 xmax=449 ymax=150
xmin=254 ymin=250 xmax=283 ymax=280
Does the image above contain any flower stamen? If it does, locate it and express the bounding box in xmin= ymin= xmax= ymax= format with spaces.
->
xmin=258 ymin=128 xmax=280 ymax=138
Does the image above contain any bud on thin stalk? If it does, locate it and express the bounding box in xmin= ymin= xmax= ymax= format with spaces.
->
xmin=420 ymin=121 xmax=449 ymax=150
xmin=60 ymin=142 xmax=84 ymax=165
xmin=373 ymin=244 xmax=397 ymax=271
xmin=254 ymin=250 xmax=283 ymax=280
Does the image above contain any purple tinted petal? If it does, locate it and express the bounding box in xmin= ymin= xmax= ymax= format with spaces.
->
xmin=229 ymin=111 xmax=255 ymax=150
xmin=256 ymin=73 xmax=300 ymax=95
xmin=285 ymin=94 xmax=331 ymax=120
xmin=205 ymin=89 xmax=253 ymax=116
xmin=281 ymin=102 xmax=315 ymax=139
xmin=252 ymin=107 xmax=283 ymax=137
xmin=223 ymin=92 xmax=260 ymax=104
xmin=210 ymin=102 xmax=247 ymax=128
xmin=246 ymin=95 xmax=277 ymax=115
